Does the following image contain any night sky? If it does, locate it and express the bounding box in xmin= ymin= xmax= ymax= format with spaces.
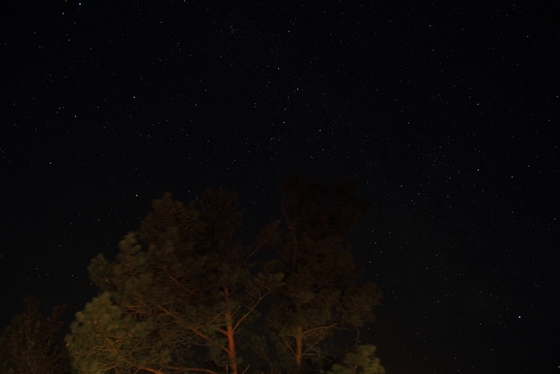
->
xmin=1 ymin=1 xmax=559 ymax=373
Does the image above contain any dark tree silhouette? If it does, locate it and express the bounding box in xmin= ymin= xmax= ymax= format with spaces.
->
xmin=65 ymin=178 xmax=383 ymax=374
xmin=66 ymin=189 xmax=280 ymax=374
xmin=0 ymin=296 xmax=69 ymax=374
xmin=265 ymin=175 xmax=382 ymax=372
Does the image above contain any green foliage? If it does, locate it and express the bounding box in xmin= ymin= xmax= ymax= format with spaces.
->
xmin=67 ymin=189 xmax=281 ymax=374
xmin=65 ymin=178 xmax=384 ymax=374
xmin=65 ymin=292 xmax=174 ymax=374
xmin=265 ymin=176 xmax=382 ymax=371
xmin=0 ymin=295 xmax=70 ymax=374
xmin=324 ymin=345 xmax=385 ymax=374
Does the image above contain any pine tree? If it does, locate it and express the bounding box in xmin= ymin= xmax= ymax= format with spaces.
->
xmin=0 ymin=296 xmax=70 ymax=374
xmin=66 ymin=179 xmax=384 ymax=374
xmin=66 ymin=189 xmax=280 ymax=374
xmin=265 ymin=176 xmax=382 ymax=372
xmin=325 ymin=345 xmax=385 ymax=374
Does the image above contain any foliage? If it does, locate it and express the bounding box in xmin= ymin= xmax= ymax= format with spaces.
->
xmin=0 ymin=295 xmax=70 ymax=374
xmin=65 ymin=291 xmax=175 ymax=374
xmin=67 ymin=189 xmax=280 ymax=374
xmin=65 ymin=178 xmax=383 ymax=374
xmin=265 ymin=176 xmax=382 ymax=371
xmin=324 ymin=345 xmax=385 ymax=374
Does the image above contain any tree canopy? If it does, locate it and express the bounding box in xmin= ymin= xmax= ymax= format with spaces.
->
xmin=0 ymin=296 xmax=69 ymax=374
xmin=65 ymin=176 xmax=384 ymax=374
xmin=265 ymin=176 xmax=382 ymax=372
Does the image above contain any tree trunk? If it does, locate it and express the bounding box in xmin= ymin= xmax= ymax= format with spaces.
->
xmin=295 ymin=324 xmax=303 ymax=371
xmin=223 ymin=288 xmax=239 ymax=374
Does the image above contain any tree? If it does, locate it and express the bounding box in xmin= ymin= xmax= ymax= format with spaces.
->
xmin=66 ymin=189 xmax=280 ymax=374
xmin=324 ymin=345 xmax=384 ymax=374
xmin=0 ymin=295 xmax=69 ymax=374
xmin=265 ymin=175 xmax=382 ymax=372
xmin=66 ymin=178 xmax=384 ymax=374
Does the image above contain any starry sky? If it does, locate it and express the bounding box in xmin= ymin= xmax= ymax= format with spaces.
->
xmin=1 ymin=1 xmax=559 ymax=373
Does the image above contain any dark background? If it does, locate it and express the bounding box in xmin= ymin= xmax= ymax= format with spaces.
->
xmin=1 ymin=1 xmax=558 ymax=373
